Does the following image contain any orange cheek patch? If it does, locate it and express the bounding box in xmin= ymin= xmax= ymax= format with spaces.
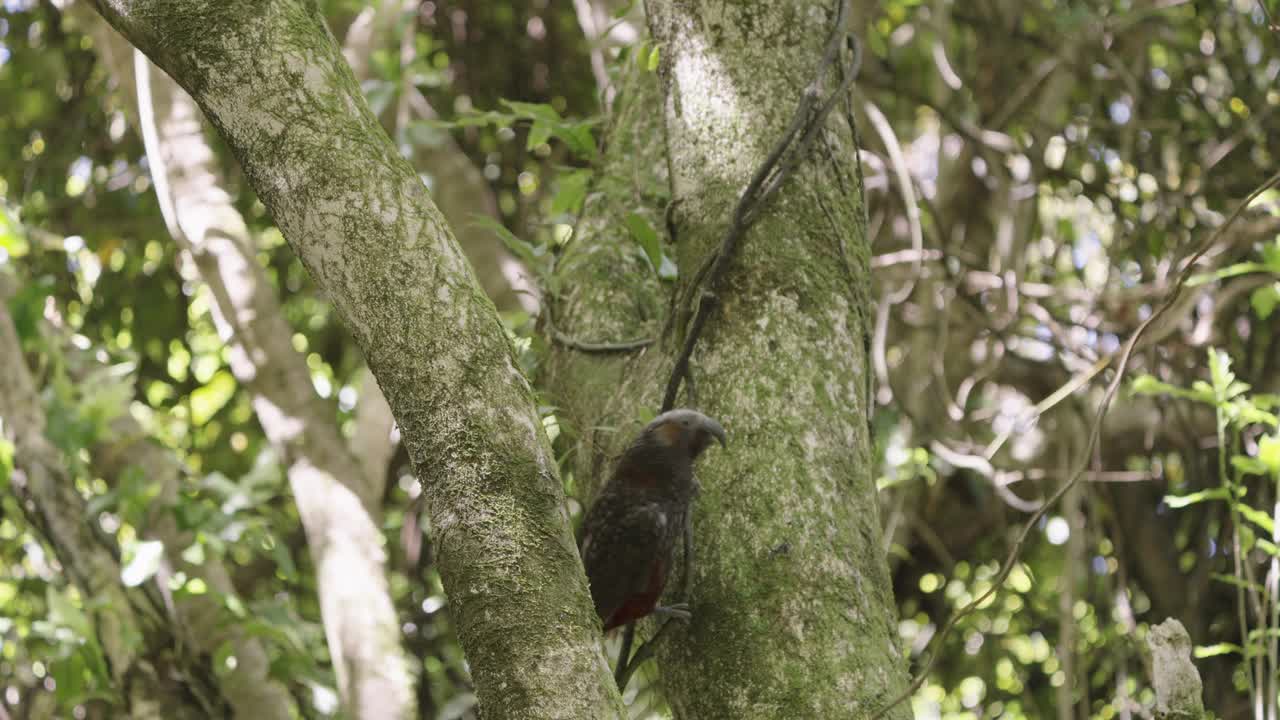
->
xmin=656 ymin=422 xmax=682 ymax=447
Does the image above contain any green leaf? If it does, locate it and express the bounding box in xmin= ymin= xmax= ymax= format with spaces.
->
xmin=1211 ymin=573 xmax=1265 ymax=593
xmin=7 ymin=275 xmax=55 ymax=341
xmin=624 ymin=213 xmax=662 ymax=273
xmin=1258 ymin=537 xmax=1280 ymax=557
xmin=1260 ymin=434 xmax=1280 ymax=475
xmin=46 ymin=586 xmax=92 ymax=637
xmin=550 ymin=170 xmax=590 ymax=215
xmin=1231 ymin=399 xmax=1279 ymax=428
xmin=271 ymin=538 xmax=298 ymax=582
xmin=0 ymin=434 xmax=13 ymax=490
xmin=1251 ymin=283 xmax=1280 ymax=320
xmin=1233 ymin=456 xmax=1271 ymax=476
xmin=213 ymin=640 xmax=237 ymax=677
xmin=1262 ymin=239 xmax=1280 ymax=271
xmin=190 ymin=370 xmax=237 ymax=426
xmin=1186 ymin=261 xmax=1269 ymax=287
xmin=50 ymin=653 xmax=86 ymax=703
xmin=1254 ymin=395 xmax=1280 ymax=411
xmin=1194 ymin=642 xmax=1243 ymax=658
xmin=181 ymin=542 xmax=206 ymax=566
xmin=471 ymin=215 xmax=538 ymax=267
xmin=1237 ymin=503 xmax=1274 ymax=534
xmin=1130 ymin=374 xmax=1181 ymax=397
xmin=501 ymin=100 xmax=562 ymax=123
xmin=647 ymin=45 xmax=661 ymax=72
xmin=0 ymin=207 xmax=29 ymax=258
xmin=121 ymin=539 xmax=165 ymax=587
xmin=1163 ymin=487 xmax=1229 ymax=508
xmin=559 ymin=125 xmax=598 ymax=160
xmin=1208 ymin=348 xmax=1245 ymax=403
xmin=1130 ymin=374 xmax=1214 ymax=404
xmin=526 ymin=120 xmax=553 ymax=151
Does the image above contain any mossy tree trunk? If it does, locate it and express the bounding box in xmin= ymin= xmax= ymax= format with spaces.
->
xmin=86 ymin=1 xmax=623 ymax=717
xmin=552 ymin=1 xmax=914 ymax=716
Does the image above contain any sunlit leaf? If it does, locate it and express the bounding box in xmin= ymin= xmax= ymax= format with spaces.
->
xmin=121 ymin=540 xmax=165 ymax=587
xmin=1163 ymin=487 xmax=1229 ymax=508
xmin=1194 ymin=642 xmax=1243 ymax=658
xmin=190 ymin=370 xmax=237 ymax=426
xmin=1251 ymin=283 xmax=1280 ymax=320
xmin=1237 ymin=504 xmax=1274 ymax=534
xmin=1260 ymin=434 xmax=1280 ymax=475
xmin=1233 ymin=456 xmax=1271 ymax=476
xmin=46 ymin=587 xmax=92 ymax=637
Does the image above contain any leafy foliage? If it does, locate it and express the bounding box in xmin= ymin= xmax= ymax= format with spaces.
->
xmin=3 ymin=0 xmax=1280 ymax=717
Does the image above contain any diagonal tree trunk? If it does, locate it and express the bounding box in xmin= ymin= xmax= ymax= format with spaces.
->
xmin=78 ymin=11 xmax=416 ymax=715
xmin=86 ymin=0 xmax=623 ymax=716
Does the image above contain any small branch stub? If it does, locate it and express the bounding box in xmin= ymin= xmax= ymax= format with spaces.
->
xmin=1147 ymin=618 xmax=1206 ymax=720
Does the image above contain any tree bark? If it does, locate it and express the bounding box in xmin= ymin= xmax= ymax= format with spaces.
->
xmin=643 ymin=1 xmax=910 ymax=714
xmin=78 ymin=10 xmax=417 ymax=715
xmin=341 ymin=0 xmax=536 ymax=313
xmin=550 ymin=0 xmax=913 ymax=715
xmin=87 ymin=1 xmax=622 ymax=717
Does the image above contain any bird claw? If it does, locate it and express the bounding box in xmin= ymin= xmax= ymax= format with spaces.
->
xmin=652 ymin=603 xmax=692 ymax=622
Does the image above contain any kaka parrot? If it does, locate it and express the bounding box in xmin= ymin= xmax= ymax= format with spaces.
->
xmin=580 ymin=409 xmax=727 ymax=631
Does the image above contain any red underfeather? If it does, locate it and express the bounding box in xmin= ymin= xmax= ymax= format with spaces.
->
xmin=603 ymin=559 xmax=668 ymax=631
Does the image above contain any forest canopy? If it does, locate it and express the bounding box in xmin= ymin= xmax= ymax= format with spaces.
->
xmin=1 ymin=0 xmax=1279 ymax=718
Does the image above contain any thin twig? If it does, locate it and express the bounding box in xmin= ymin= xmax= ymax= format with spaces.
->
xmin=613 ymin=623 xmax=636 ymax=687
xmin=872 ymin=168 xmax=1280 ymax=718
xmin=660 ymin=0 xmax=857 ymax=413
xmin=551 ymin=329 xmax=654 ymax=353
xmin=615 ymin=611 xmax=682 ymax=690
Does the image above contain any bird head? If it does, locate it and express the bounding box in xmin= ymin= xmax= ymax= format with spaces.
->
xmin=645 ymin=409 xmax=727 ymax=460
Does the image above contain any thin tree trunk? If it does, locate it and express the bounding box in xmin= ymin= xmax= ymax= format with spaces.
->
xmin=87 ymin=1 xmax=623 ymax=716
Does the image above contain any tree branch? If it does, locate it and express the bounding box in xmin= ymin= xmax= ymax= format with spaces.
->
xmin=87 ymin=0 xmax=623 ymax=716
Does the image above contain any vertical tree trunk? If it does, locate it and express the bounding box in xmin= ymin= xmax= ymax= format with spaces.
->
xmin=646 ymin=1 xmax=911 ymax=715
xmin=554 ymin=1 xmax=912 ymax=715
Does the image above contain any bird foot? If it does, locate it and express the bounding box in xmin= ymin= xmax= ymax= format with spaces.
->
xmin=652 ymin=603 xmax=692 ymax=622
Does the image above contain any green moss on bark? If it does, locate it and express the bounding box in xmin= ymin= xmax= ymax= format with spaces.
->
xmin=89 ymin=0 xmax=625 ymax=716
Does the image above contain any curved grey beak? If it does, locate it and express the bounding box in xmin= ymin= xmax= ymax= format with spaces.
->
xmin=699 ymin=415 xmax=728 ymax=448
xmin=647 ymin=408 xmax=728 ymax=449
